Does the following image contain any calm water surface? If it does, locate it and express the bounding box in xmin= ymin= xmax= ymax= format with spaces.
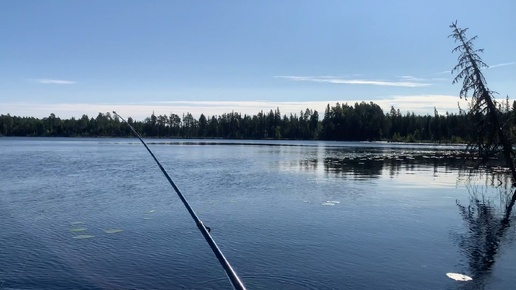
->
xmin=1 ymin=138 xmax=515 ymax=289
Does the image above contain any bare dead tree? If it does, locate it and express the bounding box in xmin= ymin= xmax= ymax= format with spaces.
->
xmin=449 ymin=21 xmax=516 ymax=210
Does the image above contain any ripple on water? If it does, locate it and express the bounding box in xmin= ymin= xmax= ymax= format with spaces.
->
xmin=70 ymin=221 xmax=85 ymax=225
xmin=194 ymin=274 xmax=339 ymax=290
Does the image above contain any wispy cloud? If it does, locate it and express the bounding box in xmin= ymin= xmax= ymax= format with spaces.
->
xmin=489 ymin=62 xmax=515 ymax=69
xmin=276 ymin=76 xmax=431 ymax=87
xmin=400 ymin=75 xmax=449 ymax=82
xmin=397 ymin=75 xmax=426 ymax=82
xmin=435 ymin=70 xmax=451 ymax=75
xmin=374 ymin=95 xmax=463 ymax=114
xmin=31 ymin=79 xmax=76 ymax=84
xmin=430 ymin=77 xmax=449 ymax=82
xmin=440 ymin=62 xmax=515 ymax=75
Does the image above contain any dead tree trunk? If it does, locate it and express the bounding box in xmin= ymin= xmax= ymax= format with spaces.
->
xmin=449 ymin=21 xmax=516 ymax=210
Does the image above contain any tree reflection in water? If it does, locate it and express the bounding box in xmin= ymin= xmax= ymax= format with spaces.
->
xmin=454 ymin=173 xmax=516 ymax=289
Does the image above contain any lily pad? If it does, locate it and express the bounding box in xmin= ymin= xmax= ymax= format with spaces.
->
xmin=73 ymin=235 xmax=95 ymax=239
xmin=446 ymin=273 xmax=473 ymax=281
xmin=103 ymin=229 xmax=123 ymax=234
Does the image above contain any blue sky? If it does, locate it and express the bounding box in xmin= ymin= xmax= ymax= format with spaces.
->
xmin=1 ymin=0 xmax=515 ymax=119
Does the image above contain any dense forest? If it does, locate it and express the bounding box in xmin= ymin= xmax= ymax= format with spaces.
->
xmin=1 ymin=100 xmax=515 ymax=142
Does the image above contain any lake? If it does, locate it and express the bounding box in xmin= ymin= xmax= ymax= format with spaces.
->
xmin=1 ymin=137 xmax=515 ymax=289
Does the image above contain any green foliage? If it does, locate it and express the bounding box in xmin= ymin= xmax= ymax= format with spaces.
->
xmin=321 ymin=102 xmax=384 ymax=141
xmin=0 ymin=103 xmax=482 ymax=143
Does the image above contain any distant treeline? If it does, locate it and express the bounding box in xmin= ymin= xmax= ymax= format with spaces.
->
xmin=1 ymin=100 xmax=515 ymax=142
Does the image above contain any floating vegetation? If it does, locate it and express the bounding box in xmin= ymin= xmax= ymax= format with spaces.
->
xmin=103 ymin=229 xmax=123 ymax=234
xmin=69 ymin=228 xmax=87 ymax=232
xmin=73 ymin=235 xmax=95 ymax=239
xmin=446 ymin=273 xmax=473 ymax=281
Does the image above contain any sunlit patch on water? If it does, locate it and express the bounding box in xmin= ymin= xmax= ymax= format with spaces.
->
xmin=322 ymin=200 xmax=340 ymax=206
xmin=72 ymin=234 xmax=95 ymax=239
xmin=446 ymin=272 xmax=473 ymax=281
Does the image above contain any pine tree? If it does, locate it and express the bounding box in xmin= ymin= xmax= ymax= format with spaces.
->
xmin=449 ymin=21 xmax=516 ymax=215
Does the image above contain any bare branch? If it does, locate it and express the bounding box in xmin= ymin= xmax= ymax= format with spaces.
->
xmin=450 ymin=21 xmax=516 ymax=188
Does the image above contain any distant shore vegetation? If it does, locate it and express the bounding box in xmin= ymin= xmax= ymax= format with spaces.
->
xmin=1 ymin=100 xmax=515 ymax=143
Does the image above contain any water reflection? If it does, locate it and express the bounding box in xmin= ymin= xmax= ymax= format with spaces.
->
xmin=287 ymin=147 xmax=478 ymax=179
xmin=454 ymin=177 xmax=515 ymax=289
xmin=277 ymin=143 xmax=516 ymax=288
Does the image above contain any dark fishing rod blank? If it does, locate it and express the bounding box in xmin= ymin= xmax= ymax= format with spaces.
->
xmin=113 ymin=111 xmax=246 ymax=290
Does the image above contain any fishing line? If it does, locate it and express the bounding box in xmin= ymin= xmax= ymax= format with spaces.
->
xmin=113 ymin=111 xmax=246 ymax=290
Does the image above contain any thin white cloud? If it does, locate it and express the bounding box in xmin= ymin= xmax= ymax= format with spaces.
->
xmin=489 ymin=62 xmax=515 ymax=69
xmin=430 ymin=77 xmax=449 ymax=82
xmin=31 ymin=79 xmax=76 ymax=84
xmin=373 ymin=95 xmax=465 ymax=115
xmin=0 ymin=96 xmax=464 ymax=120
xmin=435 ymin=70 xmax=451 ymax=75
xmin=398 ymin=75 xmax=426 ymax=82
xmin=276 ymin=76 xmax=431 ymax=87
xmin=439 ymin=62 xmax=514 ymax=75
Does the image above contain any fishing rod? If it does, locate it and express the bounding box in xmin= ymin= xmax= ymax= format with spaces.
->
xmin=113 ymin=111 xmax=246 ymax=290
